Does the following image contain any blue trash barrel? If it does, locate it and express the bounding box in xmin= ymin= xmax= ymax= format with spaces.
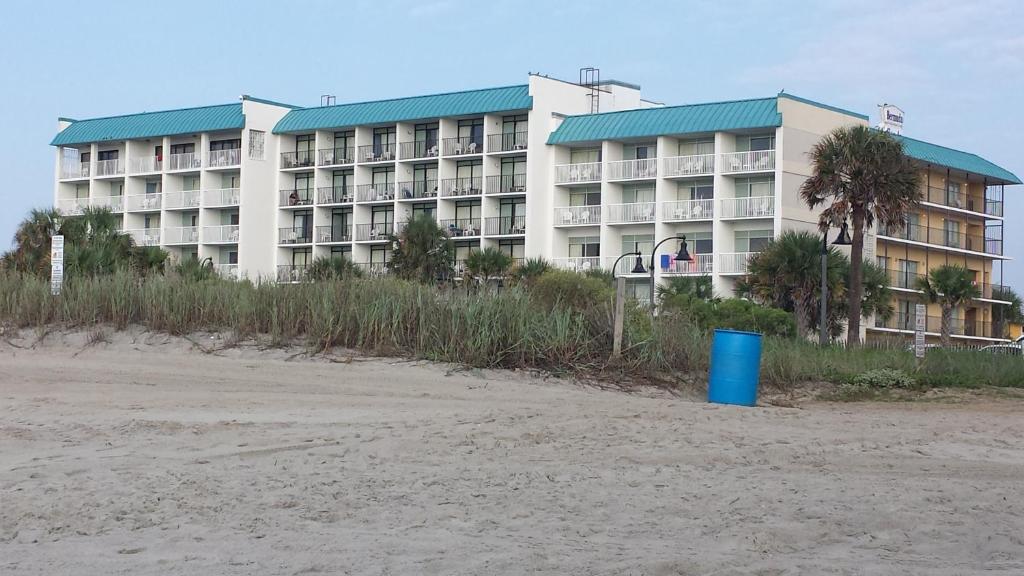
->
xmin=707 ymin=329 xmax=763 ymax=407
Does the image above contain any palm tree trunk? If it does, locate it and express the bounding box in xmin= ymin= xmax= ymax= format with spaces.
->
xmin=941 ymin=305 xmax=952 ymax=347
xmin=794 ymin=299 xmax=810 ymax=340
xmin=847 ymin=209 xmax=865 ymax=345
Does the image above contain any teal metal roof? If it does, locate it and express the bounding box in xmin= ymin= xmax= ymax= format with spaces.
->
xmin=273 ymin=85 xmax=532 ymax=133
xmin=51 ymin=103 xmax=243 ymax=146
xmin=546 ymin=97 xmax=782 ymax=144
xmin=896 ymin=135 xmax=1021 ymax=185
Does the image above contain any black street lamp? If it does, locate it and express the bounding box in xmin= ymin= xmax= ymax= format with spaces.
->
xmin=820 ymin=221 xmax=853 ymax=345
xmin=614 ymin=245 xmax=644 ymax=278
xmin=638 ymin=234 xmax=693 ymax=316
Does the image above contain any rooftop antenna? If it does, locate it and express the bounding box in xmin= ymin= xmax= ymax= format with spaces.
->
xmin=579 ymin=67 xmax=600 ymax=114
xmin=320 ymin=94 xmax=336 ymax=107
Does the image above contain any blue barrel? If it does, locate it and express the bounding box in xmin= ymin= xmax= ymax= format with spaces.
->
xmin=707 ymin=329 xmax=762 ymax=407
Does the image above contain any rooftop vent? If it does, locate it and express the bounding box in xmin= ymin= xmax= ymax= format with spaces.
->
xmin=320 ymin=94 xmax=336 ymax=107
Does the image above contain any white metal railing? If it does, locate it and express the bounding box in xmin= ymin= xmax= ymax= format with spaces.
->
xmin=661 ymin=253 xmax=714 ymax=275
xmin=130 ymin=156 xmax=162 ymax=174
xmin=90 ymin=195 xmax=124 ymax=213
xmin=357 ymin=183 xmax=396 ymax=202
xmin=208 ymin=148 xmax=241 ymax=168
xmin=125 ymin=229 xmax=161 ymax=246
xmin=61 ymin=163 xmax=90 ymax=179
xmin=163 ymin=190 xmax=201 ymax=210
xmin=719 ymin=252 xmax=757 ymax=274
xmin=167 ymin=152 xmax=201 ymax=171
xmin=95 ymin=158 xmax=124 ymax=177
xmin=606 ymin=202 xmax=656 ymax=224
xmin=552 ymin=257 xmax=602 ymax=273
xmin=57 ymin=198 xmax=89 ymax=215
xmin=164 ymin=226 xmax=200 ymax=244
xmin=606 ymin=158 xmax=658 ymax=181
xmin=662 ymin=154 xmax=715 ymax=177
xmin=356 ymin=262 xmax=389 ymax=277
xmin=553 ymin=205 xmax=601 ymax=226
xmin=720 ymin=150 xmax=775 ymax=173
xmin=203 ymin=187 xmax=240 ymax=207
xmin=720 ymin=195 xmax=775 ymax=218
xmin=554 ymin=162 xmax=602 ymax=184
xmin=203 ymin=225 xmax=240 ymax=244
xmin=125 ymin=193 xmax=162 ymax=211
xmin=662 ymin=199 xmax=713 ymax=221
xmin=214 ymin=263 xmax=239 ymax=279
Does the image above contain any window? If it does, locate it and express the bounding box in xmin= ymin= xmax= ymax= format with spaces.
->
xmin=569 ymin=188 xmax=601 ymax=206
xmin=624 ymin=143 xmax=656 ymax=160
xmin=296 ymin=134 xmax=315 ymax=154
xmin=330 ymin=246 xmax=352 ymax=260
xmin=896 ymin=259 xmax=919 ymax=288
xmin=248 ymin=130 xmax=265 ymax=160
xmin=411 ymin=202 xmax=435 ymax=220
xmin=223 ymin=173 xmax=240 ymax=188
xmin=331 ymin=209 xmax=352 ymax=239
xmin=170 ymin=143 xmax=195 ymax=155
xmin=947 ymin=181 xmax=962 ymax=207
xmin=622 ymin=184 xmax=654 ymax=203
xmin=454 ymin=242 xmax=479 ymax=263
xmin=497 ymin=240 xmax=525 ymax=259
xmin=228 ymin=251 xmax=238 ymax=265
xmin=502 ymin=114 xmax=528 ymax=135
xmin=369 ymin=246 xmax=389 ymax=264
xmin=334 ymin=130 xmax=355 ymax=151
xmin=456 ymin=161 xmax=483 ymax=181
xmin=569 ymin=236 xmax=600 ymax=258
xmin=292 ymin=210 xmax=312 ymax=241
xmin=98 ymin=149 xmax=119 ymax=161
xmin=372 ymin=167 xmax=395 ymax=186
xmin=622 ymin=234 xmax=654 ymax=256
xmin=680 ymin=179 xmax=713 ymax=200
xmin=75 ymin=183 xmax=88 ymax=199
xmin=188 ymin=213 xmax=199 ymax=227
xmin=455 ymin=200 xmax=481 ymax=220
xmin=944 ymin=219 xmax=961 ymax=247
xmin=80 ymin=151 xmax=91 ymax=164
xmin=182 ymin=176 xmax=200 ymax=191
xmin=688 ymin=231 xmax=713 ymax=255
xmin=735 ymin=229 xmax=773 ymax=252
xmin=110 ymin=181 xmax=124 ymax=196
xmin=414 ymin=123 xmax=438 ymax=147
xmin=145 ymin=179 xmax=161 ymax=194
xmin=210 ymin=138 xmax=241 ymax=151
xmin=332 ymin=170 xmax=353 ymax=189
xmin=373 ymin=127 xmax=396 ymax=153
xmin=292 ymin=248 xmax=312 ymax=267
xmin=371 ymin=206 xmax=394 ymax=227
xmin=500 ymin=157 xmax=527 ymax=190
xmin=570 ymin=147 xmax=600 ymax=164
xmin=877 ymin=256 xmax=890 ymax=272
xmin=457 ymin=118 xmax=483 ymax=145
xmin=229 ymin=212 xmax=240 ymax=226
xmin=679 ymin=139 xmax=714 ymax=156
xmin=735 ymin=177 xmax=774 ymax=198
xmin=413 ymin=164 xmax=437 ymax=185
xmin=742 ymin=134 xmax=776 ymax=151
xmin=294 ymin=173 xmax=314 ymax=197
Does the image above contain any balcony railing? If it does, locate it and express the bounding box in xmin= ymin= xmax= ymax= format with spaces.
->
xmin=663 ymin=199 xmax=713 ymax=221
xmin=125 ymin=229 xmax=161 ymax=246
xmin=95 ymin=158 xmax=124 ymax=177
xmin=167 ymin=152 xmax=201 ymax=171
xmin=355 ymin=262 xmax=389 ymax=277
xmin=663 ymin=154 xmax=715 ymax=177
xmin=277 ymin=264 xmax=308 ymax=283
xmin=60 ymin=163 xmax=90 ymax=179
xmin=720 ymin=195 xmax=775 ymax=219
xmin=90 ymin=195 xmax=123 ymax=213
xmin=554 ymin=162 xmax=601 ymax=184
xmin=125 ymin=193 xmax=162 ymax=212
xmin=605 ymin=255 xmax=649 ymax=276
xmin=280 ymin=188 xmax=314 ymax=207
xmin=316 ymin=225 xmax=352 ymax=243
xmin=356 ymin=183 xmax=396 ymax=203
xmin=442 ymin=136 xmax=482 ymax=156
xmin=720 ymin=150 xmax=775 ymax=173
xmin=56 ymin=198 xmax=89 ymax=215
xmin=552 ymin=257 xmax=602 ymax=274
xmin=355 ymin=222 xmax=394 ymax=241
xmin=606 ymin=158 xmax=658 ymax=181
xmin=318 ymin=147 xmax=355 ymax=166
xmin=921 ymin=185 xmax=1002 ymax=217
xmin=397 ymin=180 xmax=438 ymax=200
xmin=281 ymin=150 xmax=316 ymax=169
xmin=883 ymin=268 xmax=998 ymax=300
xmin=163 ymin=190 xmax=201 ymax=210
xmin=203 ymin=187 xmax=240 ymax=207
xmin=399 ymin=140 xmax=439 ymax=159
xmin=203 ymin=225 xmax=240 ymax=244
xmin=357 ymin=143 xmax=396 ymax=163
xmin=875 ymin=313 xmax=996 ymax=339
xmin=487 ymin=131 xmax=528 ymax=152
xmin=279 ymin=227 xmax=312 ymax=244
xmin=208 ymin=148 xmax=241 ymax=168
xmin=661 ymin=253 xmax=714 ymax=275
xmin=487 ymin=174 xmax=527 ymax=195
xmin=318 ymin=185 xmax=354 ymax=205
xmin=439 ymin=218 xmax=481 ymax=237
xmin=440 ymin=177 xmax=482 ymax=197
xmin=719 ymin=252 xmax=757 ymax=274
xmin=214 ymin=264 xmax=239 ymax=280
xmin=484 ymin=215 xmax=525 ymax=236
xmin=606 ymin=202 xmax=656 ymax=224
xmin=881 ymin=223 xmax=1002 ymax=255
xmin=554 ymin=205 xmax=601 ymax=226
xmin=129 ymin=156 xmax=162 ymax=174
xmin=164 ymin=226 xmax=200 ymax=244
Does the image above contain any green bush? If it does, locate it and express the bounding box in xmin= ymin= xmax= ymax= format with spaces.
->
xmin=662 ymin=296 xmax=796 ymax=339
xmin=530 ymin=270 xmax=614 ymax=312
xmin=850 ymin=368 xmax=916 ymax=390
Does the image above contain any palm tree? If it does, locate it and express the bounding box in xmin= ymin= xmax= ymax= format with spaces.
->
xmin=305 ymin=256 xmax=364 ymax=281
xmin=823 ymin=260 xmax=894 ymax=338
xmin=3 ymin=208 xmax=63 ymax=276
xmin=656 ymin=275 xmax=715 ymax=303
xmin=916 ymin=264 xmax=981 ymax=347
xmin=465 ymin=247 xmax=512 ymax=283
xmin=512 ymin=257 xmax=550 ymax=287
xmin=800 ymin=125 xmax=922 ymax=344
xmin=388 ymin=214 xmax=454 ymax=283
xmin=992 ymin=286 xmax=1023 ymax=339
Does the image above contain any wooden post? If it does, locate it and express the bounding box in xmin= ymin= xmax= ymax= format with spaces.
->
xmin=612 ymin=276 xmax=625 ymax=359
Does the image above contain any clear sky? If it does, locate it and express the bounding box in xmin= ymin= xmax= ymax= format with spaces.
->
xmin=1 ymin=0 xmax=1021 ymax=284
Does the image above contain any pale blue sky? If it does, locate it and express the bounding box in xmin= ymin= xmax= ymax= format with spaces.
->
xmin=1 ymin=0 xmax=1021 ymax=283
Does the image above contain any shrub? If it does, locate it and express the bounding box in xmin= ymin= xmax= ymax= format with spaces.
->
xmin=530 ymin=270 xmax=614 ymax=312
xmin=850 ymin=368 xmax=916 ymax=390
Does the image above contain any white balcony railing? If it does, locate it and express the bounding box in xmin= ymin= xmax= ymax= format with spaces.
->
xmin=130 ymin=156 xmax=162 ymax=174
xmin=606 ymin=202 xmax=656 ymax=224
xmin=167 ymin=152 xmax=201 ymax=171
xmin=125 ymin=193 xmax=162 ymax=212
xmin=719 ymin=252 xmax=757 ymax=274
xmin=163 ymin=190 xmax=201 ymax=210
xmin=126 ymin=229 xmax=161 ymax=247
xmin=90 ymin=195 xmax=124 ymax=213
xmin=606 ymin=158 xmax=658 ymax=181
xmin=662 ymin=154 xmax=715 ymax=177
xmin=605 ymin=255 xmax=650 ymax=276
xmin=552 ymin=257 xmax=602 ymax=273
xmin=214 ymin=263 xmax=239 ymax=279
xmin=661 ymin=253 xmax=714 ymax=275
xmin=56 ymin=198 xmax=89 ymax=215
xmin=95 ymin=158 xmax=124 ymax=177
xmin=164 ymin=226 xmax=200 ymax=244
xmin=208 ymin=148 xmax=241 ymax=168
xmin=60 ymin=163 xmax=90 ymax=179
xmin=554 ymin=162 xmax=602 ymax=184
xmin=662 ymin=199 xmax=713 ymax=221
xmin=720 ymin=150 xmax=775 ymax=174
xmin=553 ymin=205 xmax=601 ymax=226
xmin=203 ymin=225 xmax=240 ymax=244
xmin=202 ymin=188 xmax=240 ymax=207
xmin=720 ymin=195 xmax=775 ymax=219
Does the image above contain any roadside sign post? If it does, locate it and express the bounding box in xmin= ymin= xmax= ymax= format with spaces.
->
xmin=50 ymin=235 xmax=64 ymax=296
xmin=914 ymin=304 xmax=926 ymax=362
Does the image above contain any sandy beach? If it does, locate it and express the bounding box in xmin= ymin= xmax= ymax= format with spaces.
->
xmin=1 ymin=329 xmax=1022 ymax=575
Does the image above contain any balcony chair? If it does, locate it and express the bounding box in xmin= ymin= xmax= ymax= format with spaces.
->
xmin=467 ymin=142 xmax=478 ymax=154
xmin=451 ymin=142 xmax=464 ymax=155
xmin=428 ymin=145 xmax=439 ymax=156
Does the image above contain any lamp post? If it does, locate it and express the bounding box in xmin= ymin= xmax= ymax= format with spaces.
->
xmin=820 ymin=221 xmax=852 ymax=345
xmin=632 ymin=234 xmax=693 ymax=317
xmin=610 ymin=247 xmax=642 ymax=359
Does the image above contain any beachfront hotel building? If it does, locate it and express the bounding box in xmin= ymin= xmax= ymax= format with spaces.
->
xmin=50 ymin=72 xmax=1020 ymax=342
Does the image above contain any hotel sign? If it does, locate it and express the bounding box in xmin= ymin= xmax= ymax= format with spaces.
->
xmin=878 ymin=104 xmax=904 ymax=135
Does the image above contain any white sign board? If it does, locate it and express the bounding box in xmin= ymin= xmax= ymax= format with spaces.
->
xmin=878 ymin=104 xmax=904 ymax=135
xmin=50 ymin=235 xmax=64 ymax=296
xmin=914 ymin=303 xmax=926 ymax=358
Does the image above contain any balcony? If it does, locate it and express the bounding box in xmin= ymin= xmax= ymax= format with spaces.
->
xmin=720 ymin=196 xmax=775 ymax=219
xmin=554 ymin=162 xmax=601 ymax=185
xmin=552 ymin=256 xmax=602 ymax=274
xmin=357 ymin=143 xmax=396 ymax=163
xmin=442 ymin=136 xmax=482 ymax=156
xmin=129 ymin=156 xmax=162 ymax=174
xmin=661 ymin=253 xmax=714 ymax=275
xmin=125 ymin=193 xmax=162 ymax=212
xmin=440 ymin=177 xmax=482 ymax=198
xmin=487 ymin=131 xmax=528 ymax=153
xmin=719 ymin=252 xmax=756 ymax=275
xmin=279 ymin=226 xmax=312 ymax=245
xmin=397 ymin=180 xmax=438 ymax=200
xmin=167 ymin=152 xmax=201 ymax=172
xmin=164 ymin=226 xmax=200 ymax=245
xmin=277 ymin=264 xmax=308 ymax=283
xmin=921 ymin=185 xmax=1002 ymax=217
xmin=880 ymin=223 xmax=1002 ymax=255
xmin=318 ymin=147 xmax=355 ymax=166
xmin=203 ymin=225 xmax=240 ymax=244
xmin=90 ymin=195 xmax=123 ymax=213
xmin=663 ymin=154 xmax=715 ymax=178
xmin=281 ymin=150 xmax=315 ymax=169
xmin=280 ymin=188 xmax=314 ymax=207
xmin=399 ymin=141 xmax=439 ymax=160
xmin=720 ymin=150 xmax=775 ymax=174
xmin=606 ymin=202 xmax=655 ymax=224
xmin=208 ymin=148 xmax=241 ymax=168
xmin=316 ymin=225 xmax=352 ymax=243
xmin=56 ymin=198 xmax=89 ymax=215
xmin=60 ymin=163 xmax=90 ymax=180
xmin=484 ymin=215 xmax=525 ymax=236
xmin=606 ymin=158 xmax=658 ymax=181
xmin=874 ymin=313 xmax=997 ymax=339
xmin=883 ymin=268 xmax=1000 ymax=301
xmin=163 ymin=190 xmax=201 ymax=210
xmin=662 ymin=199 xmax=713 ymax=221
xmin=355 ymin=222 xmax=394 ymax=242
xmin=95 ymin=159 xmax=124 ymax=177
xmin=487 ymin=174 xmax=527 ymax=195
xmin=214 ymin=264 xmax=239 ymax=280
xmin=553 ymin=205 xmax=601 ymax=226
xmin=203 ymin=187 xmax=240 ymax=208
xmin=355 ymin=262 xmax=389 ymax=277
xmin=356 ymin=183 xmax=396 ymax=203
xmin=439 ymin=218 xmax=481 ymax=237
xmin=125 ymin=229 xmax=161 ymax=246
xmin=318 ymin=185 xmax=354 ymax=205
